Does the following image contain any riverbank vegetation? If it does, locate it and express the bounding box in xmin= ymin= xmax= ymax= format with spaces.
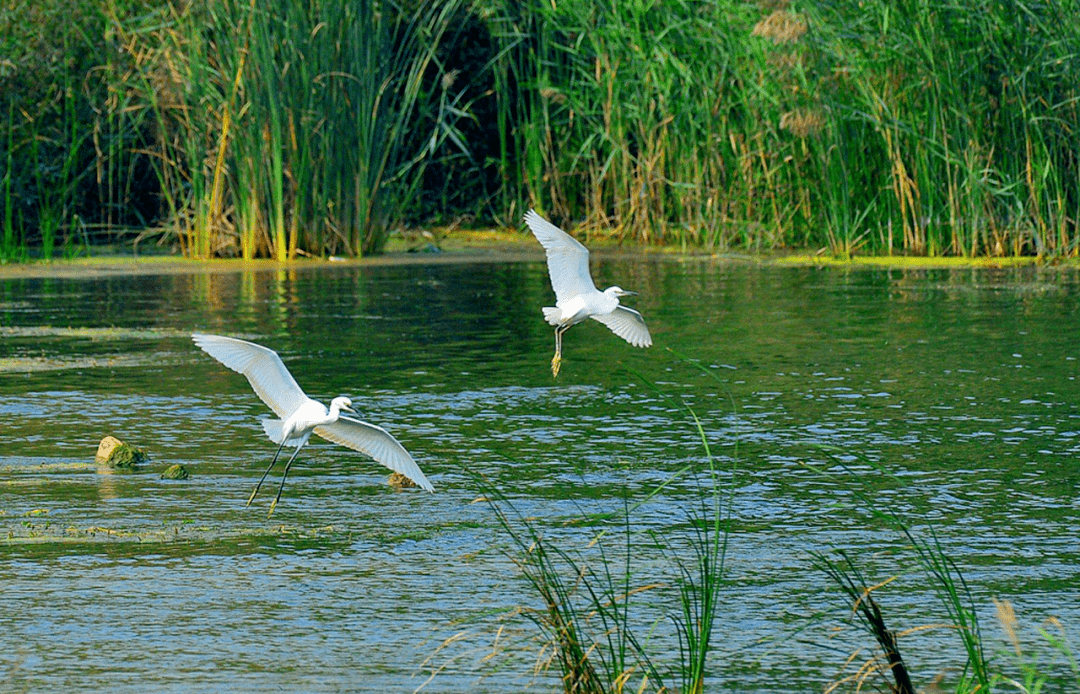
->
xmin=2 ymin=0 xmax=1078 ymax=260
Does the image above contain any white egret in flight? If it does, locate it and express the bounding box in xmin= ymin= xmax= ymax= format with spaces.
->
xmin=192 ymin=333 xmax=433 ymax=516
xmin=524 ymin=210 xmax=652 ymax=376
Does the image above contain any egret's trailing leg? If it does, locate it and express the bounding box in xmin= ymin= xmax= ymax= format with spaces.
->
xmin=248 ymin=439 xmax=289 ymax=506
xmin=551 ymin=327 xmax=564 ymax=377
xmin=267 ymin=446 xmax=305 ymax=518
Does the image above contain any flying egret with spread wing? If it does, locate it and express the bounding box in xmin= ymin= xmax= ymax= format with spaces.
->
xmin=192 ymin=333 xmax=433 ymax=516
xmin=524 ymin=210 xmax=652 ymax=376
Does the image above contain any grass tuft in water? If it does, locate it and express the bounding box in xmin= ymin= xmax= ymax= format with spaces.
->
xmin=989 ymin=598 xmax=1080 ymax=693
xmin=638 ymin=354 xmax=732 ymax=694
xmin=806 ymin=451 xmax=991 ymax=691
xmin=479 ymin=365 xmax=731 ymax=692
xmin=481 ymin=487 xmax=660 ymax=692
xmin=811 ymin=550 xmax=915 ymax=694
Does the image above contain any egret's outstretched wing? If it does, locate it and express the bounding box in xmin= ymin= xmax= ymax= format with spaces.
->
xmin=524 ymin=210 xmax=595 ymax=304
xmin=192 ymin=334 xmax=308 ymax=418
xmin=590 ymin=306 xmax=653 ymax=348
xmin=315 ymin=418 xmax=434 ymax=492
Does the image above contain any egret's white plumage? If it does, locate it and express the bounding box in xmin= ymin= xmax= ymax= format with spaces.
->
xmin=192 ymin=333 xmax=433 ymax=514
xmin=524 ymin=210 xmax=652 ymax=376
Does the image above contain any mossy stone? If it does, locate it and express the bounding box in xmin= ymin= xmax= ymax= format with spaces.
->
xmin=105 ymin=443 xmax=149 ymax=469
xmin=388 ymin=472 xmax=417 ymax=489
xmin=95 ymin=435 xmax=123 ymax=464
xmin=160 ymin=464 xmax=190 ymax=480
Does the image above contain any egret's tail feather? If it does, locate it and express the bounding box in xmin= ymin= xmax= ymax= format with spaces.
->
xmin=262 ymin=418 xmax=286 ymax=444
xmin=542 ymin=306 xmax=562 ymax=326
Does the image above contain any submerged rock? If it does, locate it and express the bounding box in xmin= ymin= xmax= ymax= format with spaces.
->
xmin=160 ymin=464 xmax=190 ymax=480
xmin=95 ymin=436 xmax=123 ymax=463
xmin=388 ymin=472 xmax=418 ymax=489
xmin=95 ymin=436 xmax=149 ymax=469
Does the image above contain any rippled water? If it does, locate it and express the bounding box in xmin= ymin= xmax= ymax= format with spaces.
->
xmin=2 ymin=258 xmax=1078 ymax=691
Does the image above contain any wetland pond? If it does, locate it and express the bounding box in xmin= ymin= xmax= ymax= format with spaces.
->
xmin=1 ymin=255 xmax=1078 ymax=692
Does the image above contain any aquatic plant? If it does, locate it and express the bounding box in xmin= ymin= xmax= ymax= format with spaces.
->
xmin=485 ymin=493 xmax=651 ymax=692
xmin=815 ymin=550 xmax=1080 ymax=693
xmin=805 ymin=452 xmax=990 ymax=692
xmin=991 ymin=599 xmax=1080 ymax=692
xmin=0 ymin=0 xmax=154 ymax=254
xmin=102 ymin=443 xmax=149 ymax=469
xmin=487 ymin=0 xmax=1079 ymax=256
xmin=159 ymin=464 xmax=190 ymax=480
xmin=812 ymin=551 xmax=916 ymax=694
xmin=482 ymin=365 xmax=730 ymax=692
xmin=1 ymin=102 xmax=24 ymax=262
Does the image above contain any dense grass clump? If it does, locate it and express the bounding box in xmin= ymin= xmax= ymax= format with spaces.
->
xmin=2 ymin=0 xmax=1078 ymax=257
xmin=496 ymin=0 xmax=1080 ymax=256
xmin=112 ymin=0 xmax=469 ymax=259
xmin=0 ymin=0 xmax=159 ymax=259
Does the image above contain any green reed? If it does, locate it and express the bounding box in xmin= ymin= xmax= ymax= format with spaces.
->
xmin=482 ymin=467 xmax=728 ymax=693
xmin=796 ymin=0 xmax=1080 ymax=257
xmin=812 ymin=550 xmax=916 ymax=694
xmin=8 ymin=0 xmax=1079 ymax=257
xmin=805 ymin=452 xmax=991 ymax=691
xmin=809 ymin=453 xmax=1080 ymax=692
xmin=480 ymin=363 xmax=731 ymax=692
xmin=112 ymin=0 xmax=465 ymax=259
xmin=0 ymin=0 xmax=153 ymax=257
xmin=487 ymin=0 xmax=1078 ymax=257
xmin=1 ymin=101 xmax=22 ymax=261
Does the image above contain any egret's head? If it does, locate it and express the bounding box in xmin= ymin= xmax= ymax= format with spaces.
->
xmin=605 ymin=285 xmax=638 ymax=298
xmin=331 ymin=396 xmax=356 ymax=414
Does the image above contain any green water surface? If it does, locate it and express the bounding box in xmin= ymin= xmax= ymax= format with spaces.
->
xmin=1 ymin=258 xmax=1078 ymax=692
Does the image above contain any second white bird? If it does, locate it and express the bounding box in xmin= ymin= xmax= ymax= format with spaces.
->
xmin=524 ymin=210 xmax=652 ymax=376
xmin=192 ymin=333 xmax=433 ymax=516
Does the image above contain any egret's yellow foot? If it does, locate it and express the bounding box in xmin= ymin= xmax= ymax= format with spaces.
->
xmin=267 ymin=498 xmax=278 ymax=518
xmin=246 ymin=487 xmax=259 ymax=506
xmin=551 ymin=352 xmax=562 ymax=378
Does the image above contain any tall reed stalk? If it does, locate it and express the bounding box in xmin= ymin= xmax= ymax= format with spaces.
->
xmin=8 ymin=0 xmax=1079 ymax=257
xmin=1 ymin=102 xmax=21 ymax=261
xmin=812 ymin=551 xmax=916 ymax=694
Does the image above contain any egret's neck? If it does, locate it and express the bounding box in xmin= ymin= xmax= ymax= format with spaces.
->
xmin=326 ymin=401 xmax=346 ymax=423
xmin=602 ymin=287 xmax=623 ymax=307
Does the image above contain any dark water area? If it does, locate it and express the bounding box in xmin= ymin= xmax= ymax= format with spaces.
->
xmin=1 ymin=258 xmax=1078 ymax=691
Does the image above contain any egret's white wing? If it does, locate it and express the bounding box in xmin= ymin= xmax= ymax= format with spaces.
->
xmin=315 ymin=417 xmax=434 ymax=492
xmin=524 ymin=210 xmax=595 ymax=304
xmin=590 ymin=306 xmax=653 ymax=348
xmin=192 ymin=333 xmax=308 ymax=418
